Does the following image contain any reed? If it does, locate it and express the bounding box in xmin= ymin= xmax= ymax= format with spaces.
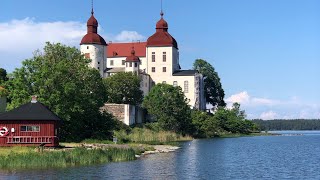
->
xmin=114 ymin=128 xmax=192 ymax=144
xmin=0 ymin=147 xmax=136 ymax=169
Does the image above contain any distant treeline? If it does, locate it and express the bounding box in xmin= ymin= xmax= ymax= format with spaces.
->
xmin=252 ymin=119 xmax=320 ymax=131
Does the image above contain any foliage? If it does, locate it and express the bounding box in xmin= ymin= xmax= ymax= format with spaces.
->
xmin=0 ymin=68 xmax=8 ymax=82
xmin=113 ymin=127 xmax=192 ymax=144
xmin=103 ymin=72 xmax=143 ymax=105
xmin=190 ymin=103 xmax=258 ymax=137
xmin=253 ymin=119 xmax=320 ymax=131
xmin=4 ymin=42 xmax=117 ymax=141
xmin=0 ymin=147 xmax=136 ymax=169
xmin=214 ymin=103 xmax=257 ymax=134
xmin=193 ymin=59 xmax=226 ymax=109
xmin=142 ymin=83 xmax=193 ymax=134
xmin=191 ymin=110 xmax=222 ymax=138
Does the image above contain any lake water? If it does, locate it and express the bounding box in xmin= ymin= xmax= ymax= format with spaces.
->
xmin=1 ymin=131 xmax=320 ymax=180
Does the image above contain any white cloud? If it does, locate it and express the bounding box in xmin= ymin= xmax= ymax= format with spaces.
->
xmin=0 ymin=18 xmax=86 ymax=53
xmin=225 ymin=91 xmax=250 ymax=107
xmin=226 ymin=91 xmax=320 ymax=119
xmin=260 ymin=111 xmax=278 ymax=120
xmin=113 ymin=30 xmax=146 ymax=42
xmin=0 ymin=18 xmax=145 ymax=71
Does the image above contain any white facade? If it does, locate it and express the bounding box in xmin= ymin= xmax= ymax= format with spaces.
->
xmin=80 ymin=11 xmax=206 ymax=111
xmin=80 ymin=44 xmax=107 ymax=77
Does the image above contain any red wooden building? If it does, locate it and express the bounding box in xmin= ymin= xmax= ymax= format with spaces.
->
xmin=0 ymin=97 xmax=60 ymax=147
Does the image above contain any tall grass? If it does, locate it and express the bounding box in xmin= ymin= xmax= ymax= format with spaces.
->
xmin=0 ymin=147 xmax=136 ymax=169
xmin=114 ymin=128 xmax=192 ymax=144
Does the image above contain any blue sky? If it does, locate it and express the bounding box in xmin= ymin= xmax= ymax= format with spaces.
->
xmin=0 ymin=0 xmax=319 ymax=119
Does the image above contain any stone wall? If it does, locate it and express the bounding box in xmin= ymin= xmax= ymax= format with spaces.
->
xmin=101 ymin=104 xmax=126 ymax=123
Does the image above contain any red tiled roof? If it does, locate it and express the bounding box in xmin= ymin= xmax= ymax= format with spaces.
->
xmin=80 ymin=12 xmax=107 ymax=46
xmin=107 ymin=42 xmax=147 ymax=57
xmin=147 ymin=13 xmax=178 ymax=49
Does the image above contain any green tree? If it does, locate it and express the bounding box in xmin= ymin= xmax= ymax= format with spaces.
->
xmin=5 ymin=42 xmax=116 ymax=141
xmin=191 ymin=110 xmax=221 ymax=138
xmin=193 ymin=59 xmax=226 ymax=108
xmin=103 ymin=72 xmax=143 ymax=105
xmin=213 ymin=103 xmax=256 ymax=134
xmin=142 ymin=83 xmax=192 ymax=134
xmin=0 ymin=68 xmax=8 ymax=82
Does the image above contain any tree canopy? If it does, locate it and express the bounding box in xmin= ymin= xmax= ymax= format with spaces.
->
xmin=0 ymin=68 xmax=8 ymax=83
xmin=142 ymin=83 xmax=192 ymax=134
xmin=103 ymin=72 xmax=143 ymax=105
xmin=193 ymin=59 xmax=226 ymax=109
xmin=4 ymin=42 xmax=117 ymax=141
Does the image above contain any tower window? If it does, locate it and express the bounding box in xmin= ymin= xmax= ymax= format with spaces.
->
xmin=152 ymin=67 xmax=155 ymax=72
xmin=122 ymin=60 xmax=125 ymax=65
xmin=173 ymin=81 xmax=178 ymax=87
xmin=152 ymin=52 xmax=155 ymax=62
xmin=184 ymin=81 xmax=189 ymax=93
xmin=98 ymin=62 xmax=100 ymax=64
xmin=163 ymin=52 xmax=166 ymax=62
xmin=110 ymin=60 xmax=114 ymax=66
xmin=163 ymin=67 xmax=166 ymax=72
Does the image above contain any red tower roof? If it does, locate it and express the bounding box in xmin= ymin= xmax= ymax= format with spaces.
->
xmin=126 ymin=47 xmax=140 ymax=62
xmin=147 ymin=12 xmax=178 ymax=49
xmin=80 ymin=9 xmax=107 ymax=46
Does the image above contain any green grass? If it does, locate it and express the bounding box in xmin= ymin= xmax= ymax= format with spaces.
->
xmin=0 ymin=147 xmax=136 ymax=170
xmin=113 ymin=128 xmax=193 ymax=145
xmin=0 ymin=146 xmax=35 ymax=156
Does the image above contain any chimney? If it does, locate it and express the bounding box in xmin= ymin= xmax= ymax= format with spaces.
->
xmin=31 ymin=95 xmax=38 ymax=103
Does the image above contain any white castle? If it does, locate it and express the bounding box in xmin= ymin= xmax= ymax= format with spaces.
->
xmin=79 ymin=8 xmax=206 ymax=123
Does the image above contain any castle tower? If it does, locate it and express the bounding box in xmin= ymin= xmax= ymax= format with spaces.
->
xmin=80 ymin=7 xmax=107 ymax=77
xmin=125 ymin=47 xmax=141 ymax=74
xmin=146 ymin=11 xmax=180 ymax=83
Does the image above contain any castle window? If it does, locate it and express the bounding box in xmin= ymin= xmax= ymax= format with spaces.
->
xmin=87 ymin=46 xmax=89 ymax=49
xmin=110 ymin=60 xmax=114 ymax=66
xmin=152 ymin=67 xmax=155 ymax=72
xmin=98 ymin=62 xmax=100 ymax=64
xmin=98 ymin=67 xmax=100 ymax=70
xmin=173 ymin=81 xmax=178 ymax=87
xmin=134 ymin=63 xmax=138 ymax=67
xmin=163 ymin=52 xmax=166 ymax=62
xmin=163 ymin=67 xmax=166 ymax=72
xmin=129 ymin=62 xmax=132 ymax=67
xmin=152 ymin=52 xmax=155 ymax=62
xmin=184 ymin=81 xmax=189 ymax=93
xmin=122 ymin=60 xmax=125 ymax=65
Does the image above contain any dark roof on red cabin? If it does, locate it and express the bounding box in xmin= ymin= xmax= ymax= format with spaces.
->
xmin=0 ymin=102 xmax=61 ymax=121
xmin=107 ymin=42 xmax=147 ymax=57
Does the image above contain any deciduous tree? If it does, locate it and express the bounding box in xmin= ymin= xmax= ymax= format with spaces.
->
xmin=193 ymin=59 xmax=226 ymax=109
xmin=103 ymin=72 xmax=143 ymax=105
xmin=5 ymin=42 xmax=116 ymax=141
xmin=142 ymin=84 xmax=192 ymax=134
